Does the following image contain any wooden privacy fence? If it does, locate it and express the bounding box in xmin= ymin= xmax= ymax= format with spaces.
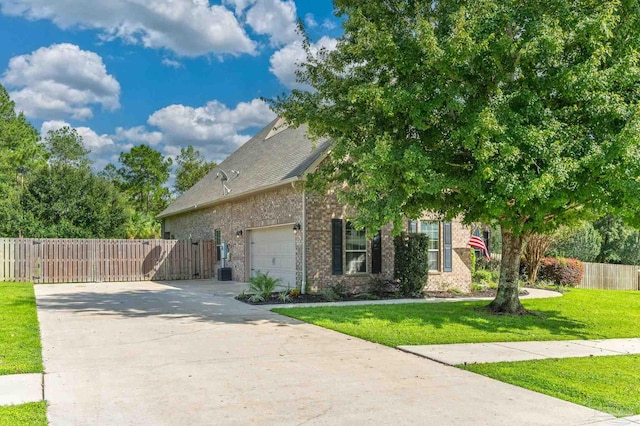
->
xmin=579 ymin=262 xmax=639 ymax=291
xmin=0 ymin=239 xmax=216 ymax=284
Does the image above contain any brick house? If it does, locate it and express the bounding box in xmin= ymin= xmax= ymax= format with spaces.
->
xmin=158 ymin=118 xmax=472 ymax=292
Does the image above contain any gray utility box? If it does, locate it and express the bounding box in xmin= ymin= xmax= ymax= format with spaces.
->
xmin=217 ymin=267 xmax=232 ymax=281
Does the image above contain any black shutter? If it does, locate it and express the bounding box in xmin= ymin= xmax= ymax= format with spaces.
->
xmin=331 ymin=219 xmax=343 ymax=275
xmin=215 ymin=229 xmax=221 ymax=261
xmin=443 ymin=222 xmax=452 ymax=272
xmin=372 ymin=230 xmax=382 ymax=274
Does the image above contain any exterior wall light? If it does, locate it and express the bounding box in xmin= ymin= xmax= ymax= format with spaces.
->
xmin=236 ymin=230 xmax=243 ymax=239
xmin=292 ymin=223 xmax=301 ymax=234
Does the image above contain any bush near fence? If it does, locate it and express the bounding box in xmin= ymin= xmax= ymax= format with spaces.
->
xmin=492 ymin=253 xmax=638 ymax=290
xmin=538 ymin=257 xmax=584 ymax=287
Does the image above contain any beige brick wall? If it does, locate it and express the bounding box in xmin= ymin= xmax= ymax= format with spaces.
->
xmin=305 ymin=188 xmax=395 ymax=293
xmin=416 ymin=216 xmax=472 ymax=292
xmin=163 ymin=185 xmax=304 ymax=284
xmin=163 ymin=184 xmax=472 ymax=293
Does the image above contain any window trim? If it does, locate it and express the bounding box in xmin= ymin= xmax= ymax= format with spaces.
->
xmin=345 ymin=221 xmax=367 ymax=275
xmin=417 ymin=220 xmax=441 ymax=272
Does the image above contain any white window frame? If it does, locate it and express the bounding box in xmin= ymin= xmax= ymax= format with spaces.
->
xmin=419 ymin=221 xmax=440 ymax=271
xmin=345 ymin=221 xmax=367 ymax=274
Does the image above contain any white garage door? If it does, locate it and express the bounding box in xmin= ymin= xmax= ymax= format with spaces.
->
xmin=249 ymin=226 xmax=297 ymax=287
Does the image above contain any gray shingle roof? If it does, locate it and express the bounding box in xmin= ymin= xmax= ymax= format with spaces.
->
xmin=157 ymin=119 xmax=330 ymax=218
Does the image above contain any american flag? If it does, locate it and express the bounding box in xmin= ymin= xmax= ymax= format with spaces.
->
xmin=468 ymin=228 xmax=491 ymax=261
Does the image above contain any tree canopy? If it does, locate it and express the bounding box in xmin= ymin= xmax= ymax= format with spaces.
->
xmin=174 ymin=146 xmax=216 ymax=195
xmin=0 ymin=84 xmax=45 ymax=237
xmin=118 ymin=144 xmax=173 ymax=215
xmin=272 ymin=0 xmax=640 ymax=313
xmin=43 ymin=126 xmax=91 ymax=169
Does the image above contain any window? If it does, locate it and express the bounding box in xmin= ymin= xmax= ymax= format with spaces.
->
xmin=420 ymin=222 xmax=440 ymax=271
xmin=345 ymin=222 xmax=367 ymax=274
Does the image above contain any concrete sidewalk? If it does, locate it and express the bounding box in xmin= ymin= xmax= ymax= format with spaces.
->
xmin=0 ymin=373 xmax=43 ymax=405
xmin=399 ymin=338 xmax=640 ymax=365
xmin=260 ymin=287 xmax=562 ymax=309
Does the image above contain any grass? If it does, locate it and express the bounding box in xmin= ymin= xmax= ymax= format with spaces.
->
xmin=0 ymin=282 xmax=43 ymax=375
xmin=273 ymin=288 xmax=640 ymax=347
xmin=462 ymin=355 xmax=640 ymax=417
xmin=0 ymin=402 xmax=48 ymax=425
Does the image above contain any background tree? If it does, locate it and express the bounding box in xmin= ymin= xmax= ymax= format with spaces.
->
xmin=523 ymin=233 xmax=555 ymax=284
xmin=272 ymin=0 xmax=640 ymax=314
xmin=594 ymin=215 xmax=640 ymax=264
xmin=118 ymin=145 xmax=172 ymax=215
xmin=20 ymin=166 xmax=128 ymax=238
xmin=174 ymin=146 xmax=216 ymax=194
xmin=0 ymin=84 xmax=45 ymax=237
xmin=98 ymin=163 xmax=120 ymax=184
xmin=20 ymin=128 xmax=128 ymax=238
xmin=549 ymin=223 xmax=602 ymax=262
xmin=43 ymin=126 xmax=91 ymax=168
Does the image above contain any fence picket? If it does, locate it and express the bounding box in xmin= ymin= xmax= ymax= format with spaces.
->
xmin=578 ymin=262 xmax=638 ymax=290
xmin=0 ymin=239 xmax=216 ymax=283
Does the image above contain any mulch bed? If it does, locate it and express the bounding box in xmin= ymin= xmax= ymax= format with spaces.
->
xmin=236 ymin=289 xmax=529 ymax=305
xmin=236 ymin=292 xmax=408 ymax=305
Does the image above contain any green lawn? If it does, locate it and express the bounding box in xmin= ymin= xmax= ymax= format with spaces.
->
xmin=462 ymin=355 xmax=640 ymax=417
xmin=273 ymin=289 xmax=640 ymax=347
xmin=0 ymin=282 xmax=43 ymax=375
xmin=0 ymin=402 xmax=48 ymax=425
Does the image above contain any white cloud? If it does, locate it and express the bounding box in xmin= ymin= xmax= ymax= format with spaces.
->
xmin=40 ymin=120 xmax=115 ymax=152
xmin=147 ymin=98 xmax=276 ymax=158
xmin=269 ymin=36 xmax=338 ymax=90
xmin=304 ymin=13 xmax=317 ymax=28
xmin=0 ymin=0 xmax=256 ymax=57
xmin=161 ymin=58 xmax=182 ymax=68
xmin=2 ymin=43 xmax=120 ymax=120
xmin=114 ymin=126 xmax=163 ymax=145
xmin=322 ymin=19 xmax=337 ymax=30
xmin=244 ymin=0 xmax=298 ymax=47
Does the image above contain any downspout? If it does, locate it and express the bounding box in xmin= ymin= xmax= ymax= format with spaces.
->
xmin=301 ymin=190 xmax=307 ymax=294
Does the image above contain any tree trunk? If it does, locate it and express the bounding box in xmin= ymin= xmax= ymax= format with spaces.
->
xmin=487 ymin=228 xmax=528 ymax=315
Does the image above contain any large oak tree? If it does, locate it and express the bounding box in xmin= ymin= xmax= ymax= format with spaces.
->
xmin=271 ymin=0 xmax=640 ymax=313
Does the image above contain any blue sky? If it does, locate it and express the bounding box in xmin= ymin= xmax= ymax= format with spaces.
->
xmin=0 ymin=0 xmax=340 ymax=170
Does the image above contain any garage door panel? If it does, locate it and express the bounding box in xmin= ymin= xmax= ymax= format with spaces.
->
xmin=250 ymin=226 xmax=296 ymax=287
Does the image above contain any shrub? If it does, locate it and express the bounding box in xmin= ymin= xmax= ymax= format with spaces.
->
xmin=248 ymin=271 xmax=281 ymax=301
xmin=320 ymin=287 xmax=341 ymax=302
xmin=367 ymin=277 xmax=399 ymax=296
xmin=394 ymin=232 xmax=429 ymax=297
xmin=472 ymin=269 xmax=493 ymax=283
xmin=289 ymin=287 xmax=301 ymax=298
xmin=277 ymin=289 xmax=292 ymax=303
xmin=538 ymin=257 xmax=584 ymax=287
xmin=329 ymin=282 xmax=350 ymax=298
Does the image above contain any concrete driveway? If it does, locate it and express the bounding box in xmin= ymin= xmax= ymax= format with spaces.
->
xmin=36 ymin=280 xmax=611 ymax=426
